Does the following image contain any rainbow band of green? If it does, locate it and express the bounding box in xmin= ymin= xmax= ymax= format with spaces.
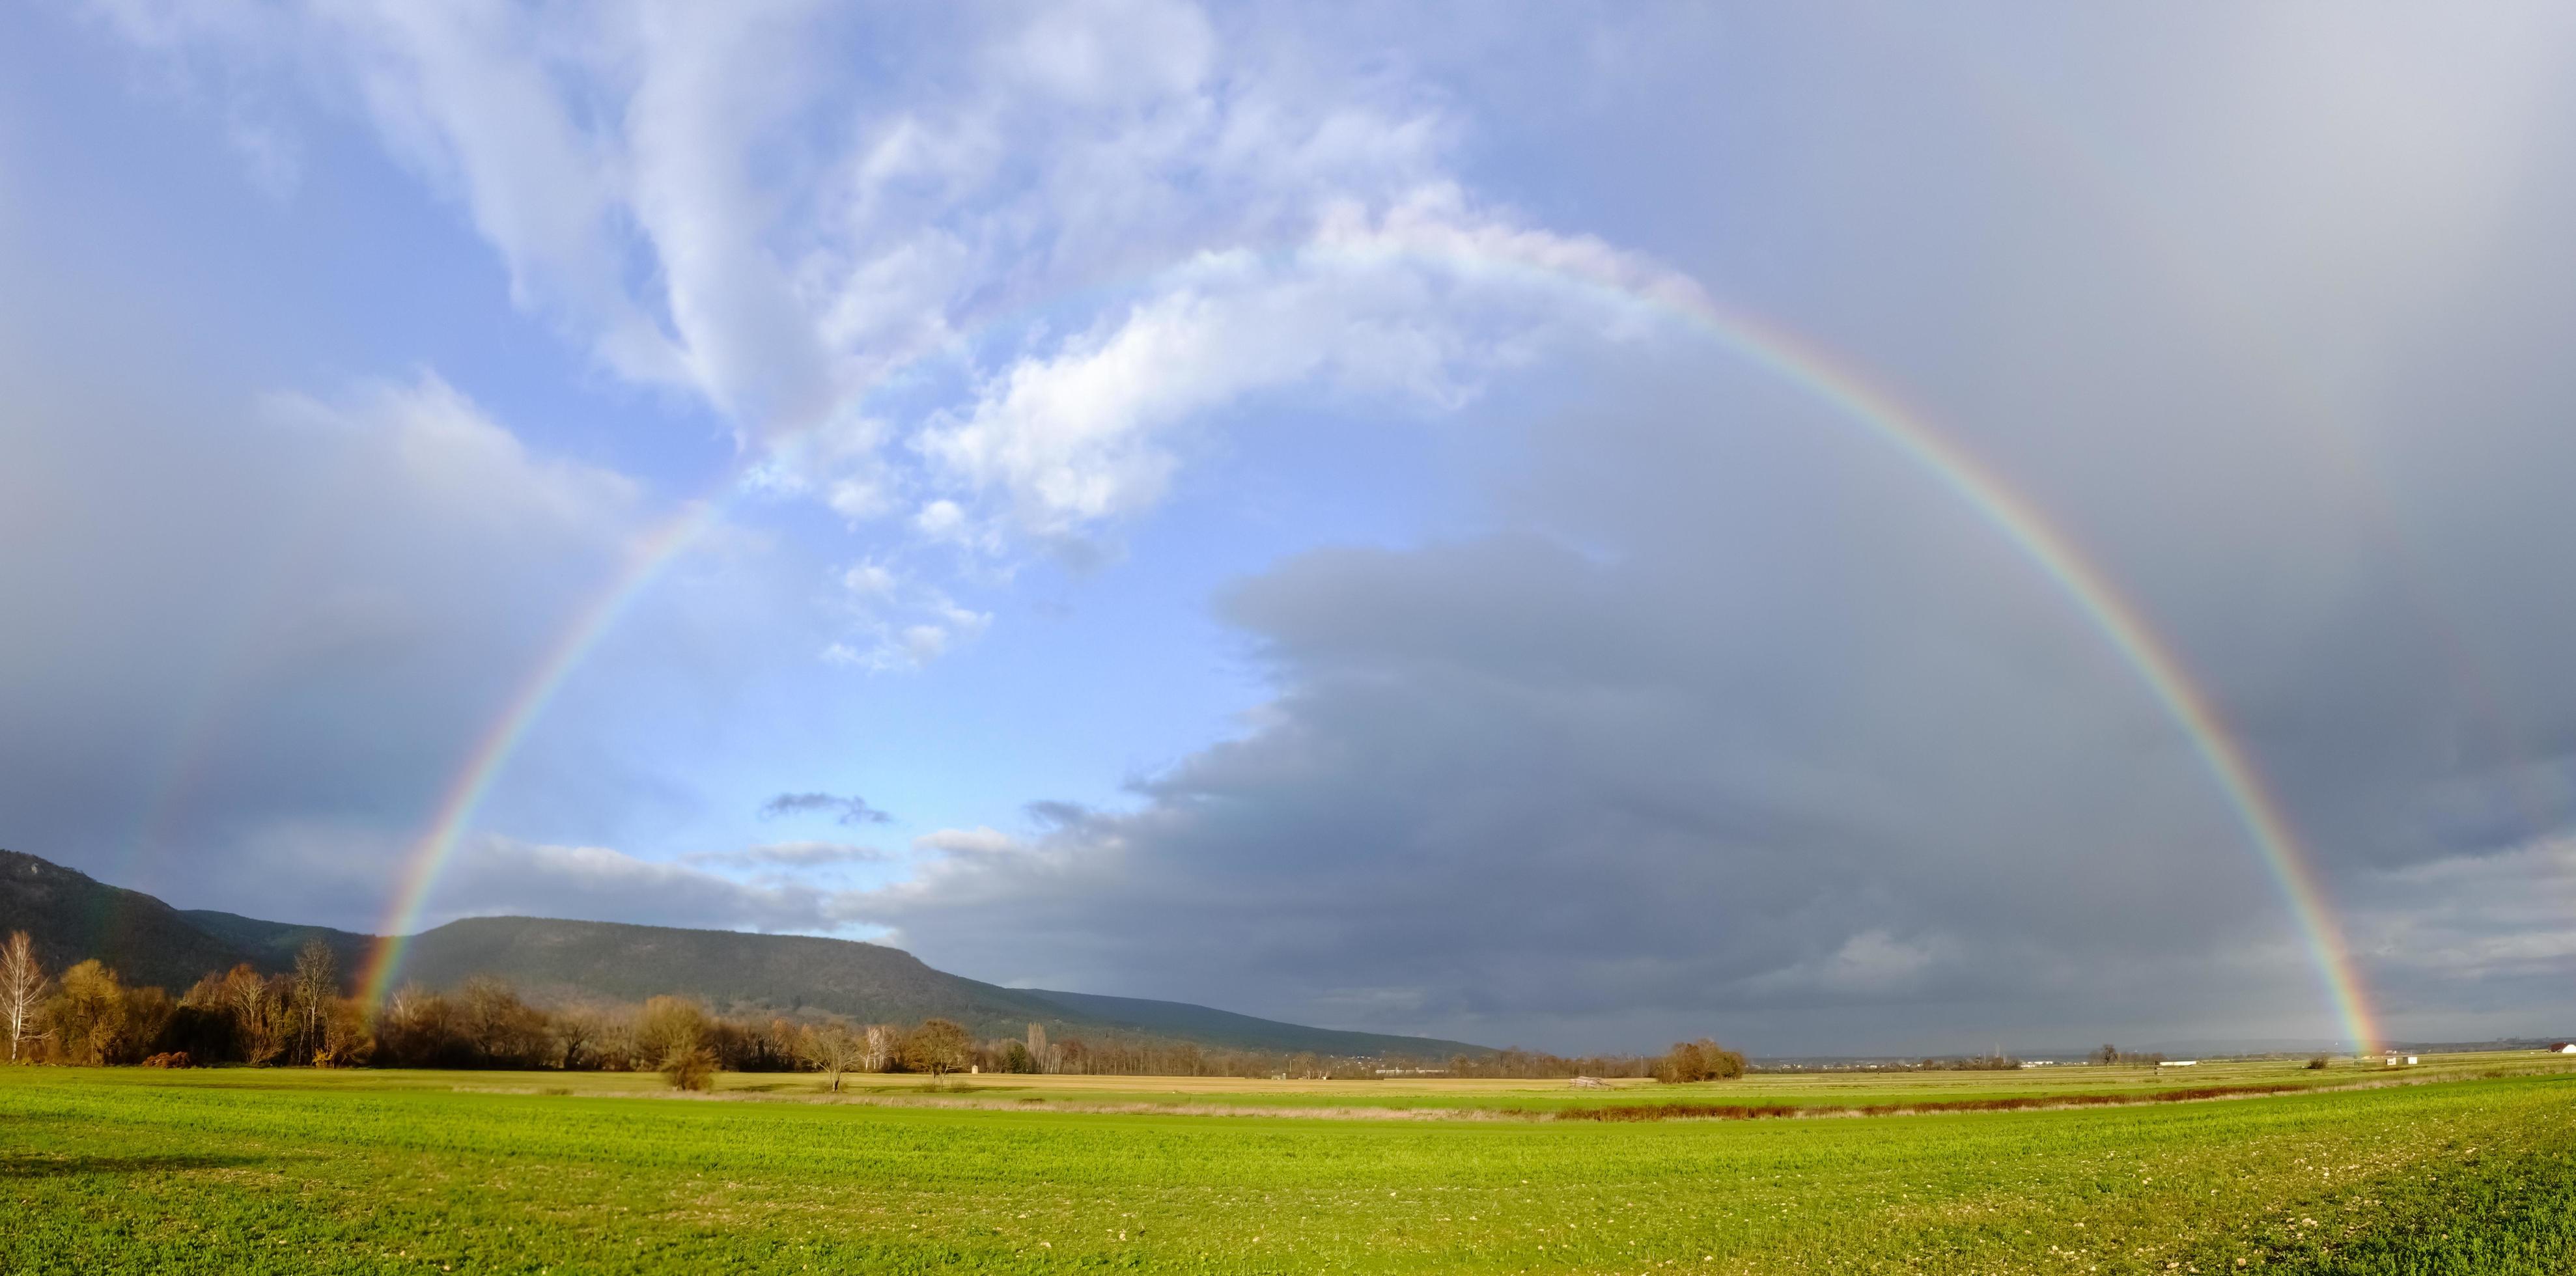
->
xmin=356 ymin=243 xmax=2378 ymax=1052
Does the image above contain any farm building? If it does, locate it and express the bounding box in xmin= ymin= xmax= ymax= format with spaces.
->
xmin=2547 ymin=1042 xmax=2576 ymax=1054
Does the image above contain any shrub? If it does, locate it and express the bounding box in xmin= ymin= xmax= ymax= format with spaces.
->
xmin=2307 ymin=1055 xmax=2330 ymax=1070
xmin=664 ymin=1046 xmax=718 ymax=1092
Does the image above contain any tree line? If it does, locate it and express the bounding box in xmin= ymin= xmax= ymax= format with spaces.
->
xmin=0 ymin=932 xmax=1749 ymax=1087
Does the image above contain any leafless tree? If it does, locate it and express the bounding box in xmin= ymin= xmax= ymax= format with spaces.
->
xmin=218 ymin=965 xmax=288 ymax=1066
xmin=290 ymin=939 xmax=337 ymax=1064
xmin=458 ymin=977 xmax=549 ymax=1066
xmin=553 ymin=1003 xmax=612 ymax=1070
xmin=1026 ymin=1022 xmax=1050 ymax=1074
xmin=318 ymin=997 xmax=370 ymax=1067
xmin=1 ymin=931 xmax=48 ymax=1062
xmin=903 ymin=1018 xmax=972 ymax=1079
xmin=799 ymin=1021 xmax=866 ymax=1092
xmin=863 ymin=1023 xmax=895 ymax=1072
xmin=636 ymin=995 xmax=716 ymax=1089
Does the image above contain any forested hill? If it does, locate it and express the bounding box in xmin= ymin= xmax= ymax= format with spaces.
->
xmin=0 ymin=850 xmax=251 ymax=992
xmin=0 ymin=849 xmax=1492 ymax=1059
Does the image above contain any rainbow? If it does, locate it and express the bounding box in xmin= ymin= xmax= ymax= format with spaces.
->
xmin=357 ymin=500 xmax=726 ymax=1005
xmin=1670 ymin=302 xmax=2379 ymax=1054
xmin=355 ymin=238 xmax=2379 ymax=1051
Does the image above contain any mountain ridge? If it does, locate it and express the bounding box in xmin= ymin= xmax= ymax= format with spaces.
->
xmin=0 ymin=848 xmax=1490 ymax=1059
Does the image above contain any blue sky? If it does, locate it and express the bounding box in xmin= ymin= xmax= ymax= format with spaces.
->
xmin=5 ymin=1 xmax=2575 ymax=1054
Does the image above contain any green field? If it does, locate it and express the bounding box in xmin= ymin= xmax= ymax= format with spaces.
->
xmin=5 ymin=1057 xmax=2574 ymax=1274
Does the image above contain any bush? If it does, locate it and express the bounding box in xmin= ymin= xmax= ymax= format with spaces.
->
xmin=2307 ymin=1054 xmax=2330 ymax=1070
xmin=664 ymin=1046 xmax=718 ymax=1092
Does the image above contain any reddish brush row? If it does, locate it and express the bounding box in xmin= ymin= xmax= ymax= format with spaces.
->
xmin=1544 ymin=1083 xmax=2312 ymax=1122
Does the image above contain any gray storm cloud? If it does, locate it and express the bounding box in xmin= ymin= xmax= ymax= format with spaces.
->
xmin=848 ymin=6 xmax=2576 ymax=1053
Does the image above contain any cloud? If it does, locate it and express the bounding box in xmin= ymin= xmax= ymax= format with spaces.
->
xmin=0 ymin=193 xmax=801 ymax=930
xmin=2349 ymin=837 xmax=2576 ymax=1023
xmin=914 ymin=186 xmax=1701 ymax=539
xmin=759 ymin=793 xmax=895 ymax=826
xmin=419 ymin=835 xmax=869 ymax=934
xmin=914 ymin=826 xmax=1023 ymax=858
xmin=851 ymin=209 xmax=2576 ymax=1051
xmin=42 ymin=2 xmax=2576 ymax=1055
xmin=680 ymin=841 xmax=891 ymax=871
xmin=79 ymin=0 xmax=1686 ymax=655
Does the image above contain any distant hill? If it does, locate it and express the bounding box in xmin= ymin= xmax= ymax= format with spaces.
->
xmin=1020 ymin=988 xmax=1489 ymax=1061
xmin=177 ymin=908 xmax=374 ymax=975
xmin=0 ymin=850 xmax=255 ymax=991
xmin=0 ymin=849 xmax=1490 ymax=1059
xmin=386 ymin=915 xmax=1078 ymax=1040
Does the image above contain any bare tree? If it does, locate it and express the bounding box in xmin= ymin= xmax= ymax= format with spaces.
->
xmin=221 ymin=965 xmax=287 ymax=1066
xmin=799 ymin=1022 xmax=865 ymax=1092
xmin=458 ymin=977 xmax=548 ymax=1066
xmin=318 ymin=997 xmax=371 ymax=1068
xmin=863 ymin=1023 xmax=895 ymax=1072
xmin=553 ymin=1003 xmax=612 ymax=1070
xmin=290 ymin=939 xmax=337 ymax=1065
xmin=903 ymin=1018 xmax=972 ymax=1079
xmin=1027 ymin=1022 xmax=1050 ymax=1075
xmin=1 ymin=931 xmax=48 ymax=1062
xmin=636 ymin=995 xmax=716 ymax=1090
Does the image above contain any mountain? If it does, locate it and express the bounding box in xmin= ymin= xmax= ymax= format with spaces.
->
xmin=375 ymin=915 xmax=1491 ymax=1057
xmin=1018 ymin=988 xmax=1487 ymax=1061
xmin=0 ymin=850 xmax=254 ymax=991
xmin=177 ymin=908 xmax=375 ymax=975
xmin=0 ymin=849 xmax=1491 ymax=1059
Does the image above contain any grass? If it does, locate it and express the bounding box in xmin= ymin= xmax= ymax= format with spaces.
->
xmin=3 ymin=1055 xmax=2572 ymax=1273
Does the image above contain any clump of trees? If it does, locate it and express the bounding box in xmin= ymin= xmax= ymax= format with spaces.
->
xmin=1651 ymin=1038 xmax=1748 ymax=1083
xmin=2089 ymin=1044 xmax=2165 ymax=1066
xmin=0 ymin=931 xmax=1754 ymax=1082
xmin=1915 ymin=1053 xmax=2022 ymax=1071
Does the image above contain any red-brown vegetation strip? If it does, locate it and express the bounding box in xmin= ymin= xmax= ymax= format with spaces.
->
xmin=1546 ymin=1083 xmax=2312 ymax=1122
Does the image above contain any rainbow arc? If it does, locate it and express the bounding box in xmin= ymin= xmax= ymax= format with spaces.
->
xmin=356 ymin=243 xmax=2378 ymax=1053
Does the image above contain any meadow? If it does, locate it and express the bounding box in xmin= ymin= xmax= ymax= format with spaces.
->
xmin=4 ymin=1055 xmax=2573 ymax=1274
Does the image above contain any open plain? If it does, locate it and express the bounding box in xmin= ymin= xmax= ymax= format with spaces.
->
xmin=6 ymin=1054 xmax=2573 ymax=1274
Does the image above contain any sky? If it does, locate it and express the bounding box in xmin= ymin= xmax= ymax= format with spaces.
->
xmin=3 ymin=1 xmax=2573 ymax=1055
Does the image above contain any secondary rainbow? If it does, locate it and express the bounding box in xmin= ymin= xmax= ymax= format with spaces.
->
xmin=357 ymin=242 xmax=2380 ymax=1051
